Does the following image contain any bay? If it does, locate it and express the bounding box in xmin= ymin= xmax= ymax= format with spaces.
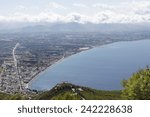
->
xmin=29 ymin=39 xmax=150 ymax=90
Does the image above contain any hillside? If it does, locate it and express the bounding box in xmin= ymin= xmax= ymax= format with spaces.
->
xmin=35 ymin=83 xmax=121 ymax=100
xmin=0 ymin=92 xmax=28 ymax=100
xmin=0 ymin=83 xmax=121 ymax=100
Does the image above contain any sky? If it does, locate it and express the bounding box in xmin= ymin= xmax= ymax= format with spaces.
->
xmin=0 ymin=0 xmax=150 ymax=23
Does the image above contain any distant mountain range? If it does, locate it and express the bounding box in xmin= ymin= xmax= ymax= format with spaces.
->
xmin=0 ymin=22 xmax=150 ymax=33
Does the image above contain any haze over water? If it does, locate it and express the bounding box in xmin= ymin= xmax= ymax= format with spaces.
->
xmin=29 ymin=39 xmax=150 ymax=90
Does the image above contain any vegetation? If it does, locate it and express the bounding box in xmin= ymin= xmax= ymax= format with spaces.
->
xmin=0 ymin=67 xmax=3 ymax=74
xmin=80 ymin=88 xmax=121 ymax=100
xmin=33 ymin=83 xmax=122 ymax=100
xmin=0 ymin=92 xmax=27 ymax=100
xmin=122 ymin=68 xmax=150 ymax=100
xmin=51 ymin=91 xmax=81 ymax=100
xmin=8 ymin=93 xmax=28 ymax=100
xmin=0 ymin=92 xmax=11 ymax=100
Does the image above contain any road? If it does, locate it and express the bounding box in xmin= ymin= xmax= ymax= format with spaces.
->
xmin=12 ymin=43 xmax=23 ymax=92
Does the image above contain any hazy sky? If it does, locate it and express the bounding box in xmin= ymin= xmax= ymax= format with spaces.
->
xmin=0 ymin=0 xmax=150 ymax=23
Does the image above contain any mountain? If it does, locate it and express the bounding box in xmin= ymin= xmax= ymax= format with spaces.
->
xmin=0 ymin=22 xmax=150 ymax=33
xmin=20 ymin=23 xmax=150 ymax=33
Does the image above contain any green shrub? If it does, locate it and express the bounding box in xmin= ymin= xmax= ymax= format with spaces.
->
xmin=122 ymin=68 xmax=150 ymax=100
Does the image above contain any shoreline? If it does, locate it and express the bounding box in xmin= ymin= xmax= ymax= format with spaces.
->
xmin=26 ymin=43 xmax=111 ymax=90
xmin=26 ymin=56 xmax=65 ymax=88
xmin=27 ymin=38 xmax=150 ymax=90
xmin=27 ymin=47 xmax=93 ymax=88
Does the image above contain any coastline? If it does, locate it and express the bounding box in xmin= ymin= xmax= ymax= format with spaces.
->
xmin=26 ymin=42 xmax=116 ymax=90
xmin=27 ymin=48 xmax=92 ymax=89
xmin=27 ymin=38 xmax=150 ymax=90
xmin=26 ymin=56 xmax=65 ymax=88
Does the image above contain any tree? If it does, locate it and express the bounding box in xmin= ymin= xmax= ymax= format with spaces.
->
xmin=122 ymin=68 xmax=150 ymax=100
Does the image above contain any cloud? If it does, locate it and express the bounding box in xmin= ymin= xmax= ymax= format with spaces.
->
xmin=48 ymin=2 xmax=66 ymax=9
xmin=73 ymin=3 xmax=88 ymax=8
xmin=92 ymin=3 xmax=115 ymax=10
xmin=0 ymin=12 xmax=64 ymax=23
xmin=0 ymin=11 xmax=150 ymax=24
xmin=0 ymin=16 xmax=5 ymax=22
xmin=65 ymin=13 xmax=90 ymax=23
xmin=0 ymin=1 xmax=150 ymax=24
xmin=118 ymin=1 xmax=150 ymax=15
xmin=131 ymin=1 xmax=150 ymax=15
xmin=16 ymin=5 xmax=26 ymax=10
xmin=93 ymin=11 xmax=116 ymax=23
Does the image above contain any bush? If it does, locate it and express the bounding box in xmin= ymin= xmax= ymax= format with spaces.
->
xmin=122 ymin=68 xmax=150 ymax=100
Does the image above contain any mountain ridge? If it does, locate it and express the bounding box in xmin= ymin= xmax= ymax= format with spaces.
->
xmin=1 ymin=22 xmax=150 ymax=33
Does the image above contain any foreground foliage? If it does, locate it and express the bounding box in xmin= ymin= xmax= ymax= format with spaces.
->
xmin=0 ymin=92 xmax=27 ymax=100
xmin=122 ymin=68 xmax=150 ymax=100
